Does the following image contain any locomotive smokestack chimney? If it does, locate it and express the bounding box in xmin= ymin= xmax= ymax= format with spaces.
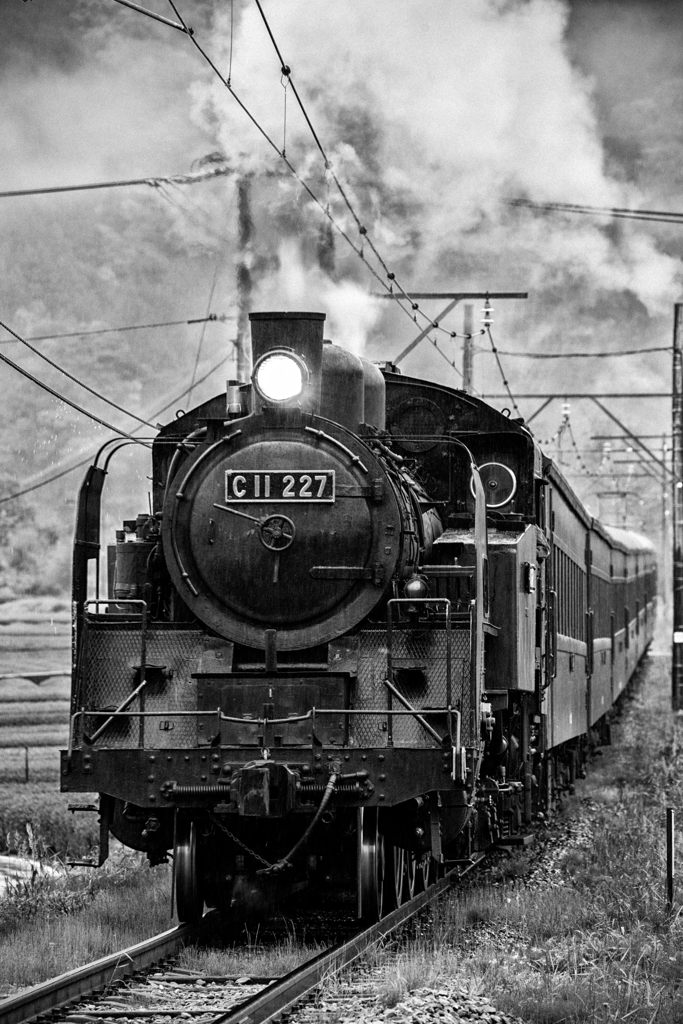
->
xmin=249 ymin=312 xmax=326 ymax=414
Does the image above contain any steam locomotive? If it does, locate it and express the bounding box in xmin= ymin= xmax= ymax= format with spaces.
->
xmin=62 ymin=310 xmax=657 ymax=922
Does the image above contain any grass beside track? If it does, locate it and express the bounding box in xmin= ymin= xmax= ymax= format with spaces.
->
xmin=348 ymin=651 xmax=683 ymax=1024
xmin=0 ymin=784 xmax=98 ymax=859
xmin=0 ymin=844 xmax=174 ymax=996
xmin=178 ymin=936 xmax=326 ymax=978
xmin=0 ymin=775 xmax=171 ymax=996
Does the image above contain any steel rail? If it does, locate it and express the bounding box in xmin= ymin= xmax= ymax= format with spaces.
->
xmin=0 ymin=922 xmax=195 ymax=1024
xmin=0 ymin=862 xmax=480 ymax=1024
xmin=213 ymin=865 xmax=472 ymax=1024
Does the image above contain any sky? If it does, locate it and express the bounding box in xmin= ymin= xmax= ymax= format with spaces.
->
xmin=1 ymin=0 xmax=681 ymax=589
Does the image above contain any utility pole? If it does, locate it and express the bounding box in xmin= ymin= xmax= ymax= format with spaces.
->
xmin=383 ymin=292 xmax=527 ymax=365
xmin=662 ymin=434 xmax=669 ymax=601
xmin=672 ymin=303 xmax=683 ymax=710
xmin=462 ymin=304 xmax=474 ymax=394
xmin=235 ymin=176 xmax=253 ymax=382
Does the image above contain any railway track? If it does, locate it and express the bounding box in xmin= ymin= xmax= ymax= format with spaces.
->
xmin=0 ymin=865 xmax=466 ymax=1024
xmin=0 ymin=923 xmax=195 ymax=1024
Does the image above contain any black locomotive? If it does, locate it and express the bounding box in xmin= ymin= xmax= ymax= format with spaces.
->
xmin=62 ymin=310 xmax=657 ymax=922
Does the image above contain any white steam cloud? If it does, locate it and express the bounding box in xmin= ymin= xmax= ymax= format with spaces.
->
xmin=252 ymin=239 xmax=382 ymax=355
xmin=192 ymin=0 xmax=682 ymax=332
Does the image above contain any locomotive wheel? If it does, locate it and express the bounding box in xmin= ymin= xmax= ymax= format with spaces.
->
xmin=407 ymin=852 xmax=432 ymax=896
xmin=406 ymin=851 xmax=420 ymax=898
xmin=175 ymin=818 xmax=203 ymax=924
xmin=358 ymin=808 xmax=386 ymax=922
xmin=405 ymin=851 xmax=428 ymax=892
xmin=384 ymin=844 xmax=407 ymax=910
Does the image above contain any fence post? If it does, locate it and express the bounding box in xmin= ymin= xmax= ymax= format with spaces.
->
xmin=667 ymin=806 xmax=675 ymax=911
xmin=22 ymin=744 xmax=29 ymax=783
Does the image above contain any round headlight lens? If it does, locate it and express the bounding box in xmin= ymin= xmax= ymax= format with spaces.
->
xmin=470 ymin=462 xmax=517 ymax=508
xmin=253 ymin=352 xmax=305 ymax=402
xmin=403 ymin=575 xmax=430 ymax=600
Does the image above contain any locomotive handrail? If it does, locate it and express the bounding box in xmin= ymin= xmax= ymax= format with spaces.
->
xmin=386 ymin=597 xmax=453 ymax=745
xmin=304 ymin=425 xmax=369 ymax=473
xmin=72 ymin=706 xmax=463 ymax=719
xmin=84 ymin=599 xmax=148 ymax=612
xmin=381 ymin=676 xmax=443 ymax=744
xmin=218 ymin=707 xmax=459 ymax=721
xmin=84 ymin=599 xmax=148 ymax=746
xmin=83 ymin=677 xmax=149 ymax=746
xmin=69 ymin=705 xmax=463 ymax=737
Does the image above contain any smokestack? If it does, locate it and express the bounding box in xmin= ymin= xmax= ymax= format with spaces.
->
xmin=462 ymin=304 xmax=474 ymax=394
xmin=317 ymin=219 xmax=336 ymax=277
xmin=235 ymin=176 xmax=253 ymax=382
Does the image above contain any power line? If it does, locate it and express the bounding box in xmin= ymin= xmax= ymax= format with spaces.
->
xmin=152 ymin=0 xmax=487 ymax=385
xmin=484 ymin=323 xmax=522 ymax=419
xmin=593 ymin=434 xmax=671 ymax=441
xmin=188 ymin=264 xmax=221 ymax=406
xmin=0 ymin=348 xmax=233 ymax=505
xmin=0 ymin=318 xmax=151 ymax=446
xmin=483 ymin=392 xmax=672 ymax=398
xmin=428 ymin=335 xmax=465 ymax=383
xmin=0 ymin=164 xmax=235 ymax=200
xmin=113 ymin=0 xmax=188 ymax=32
xmin=0 ymin=455 xmax=95 ymax=505
xmin=491 ymin=345 xmax=671 ymax=359
xmin=0 ymin=320 xmax=156 ymax=429
xmin=509 ymin=198 xmax=683 ymax=225
xmin=0 ymin=315 xmax=228 ymax=345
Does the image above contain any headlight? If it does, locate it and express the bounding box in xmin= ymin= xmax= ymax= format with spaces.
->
xmin=253 ymin=350 xmax=307 ymax=403
xmin=403 ymin=575 xmax=430 ymax=600
xmin=470 ymin=462 xmax=517 ymax=508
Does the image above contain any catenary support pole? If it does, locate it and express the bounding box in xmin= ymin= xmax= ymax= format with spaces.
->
xmin=235 ymin=176 xmax=253 ymax=383
xmin=667 ymin=807 xmax=675 ymax=910
xmin=462 ymin=305 xmax=474 ymax=394
xmin=663 ymin=434 xmax=669 ymax=601
xmin=672 ymin=304 xmax=683 ymax=710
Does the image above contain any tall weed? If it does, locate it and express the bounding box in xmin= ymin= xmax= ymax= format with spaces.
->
xmin=0 ymin=783 xmax=98 ymax=859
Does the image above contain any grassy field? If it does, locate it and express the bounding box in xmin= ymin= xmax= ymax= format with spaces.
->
xmin=0 ymin=842 xmax=174 ymax=996
xmin=0 ymin=783 xmax=98 ymax=859
xmin=0 ymin=597 xmax=70 ymax=784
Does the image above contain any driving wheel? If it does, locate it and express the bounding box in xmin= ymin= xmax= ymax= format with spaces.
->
xmin=384 ymin=843 xmax=408 ymax=910
xmin=175 ymin=816 xmax=203 ymax=924
xmin=358 ymin=807 xmax=386 ymax=922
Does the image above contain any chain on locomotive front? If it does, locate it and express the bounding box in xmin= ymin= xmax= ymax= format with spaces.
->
xmin=62 ymin=311 xmax=492 ymax=922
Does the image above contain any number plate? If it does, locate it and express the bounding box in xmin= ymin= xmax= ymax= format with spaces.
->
xmin=225 ymin=469 xmax=335 ymax=503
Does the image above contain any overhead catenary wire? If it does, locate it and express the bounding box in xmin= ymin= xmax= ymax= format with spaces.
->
xmin=188 ymin=263 xmax=221 ymax=406
xmin=154 ymin=0 xmax=479 ymax=386
xmin=156 ymin=181 xmax=235 ymax=249
xmin=491 ymin=345 xmax=671 ymax=359
xmin=484 ymin=325 xmax=522 ymax=419
xmin=0 ymin=319 xmax=156 ymax=429
xmin=0 ymin=346 xmax=235 ymax=505
xmin=0 ymin=315 xmax=227 ymax=344
xmin=0 ymin=164 xmax=236 ymax=200
xmin=509 ymin=198 xmax=683 ymax=225
xmin=0 ymin=320 xmax=151 ymax=446
xmin=566 ymin=420 xmax=600 ymax=480
xmin=428 ymin=335 xmax=466 ymax=383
